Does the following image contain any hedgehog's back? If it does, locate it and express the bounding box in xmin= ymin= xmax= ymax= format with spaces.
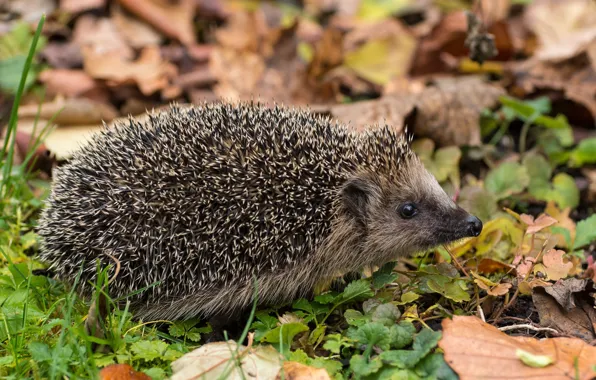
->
xmin=38 ymin=103 xmax=365 ymax=304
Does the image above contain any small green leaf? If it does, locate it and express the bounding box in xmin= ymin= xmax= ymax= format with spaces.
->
xmin=570 ymin=138 xmax=596 ymax=167
xmin=168 ymin=323 xmax=185 ymax=338
xmin=143 ymin=367 xmax=166 ymax=380
xmin=457 ymin=185 xmax=499 ymax=223
xmin=371 ymin=303 xmax=401 ymax=327
xmin=516 ymin=349 xmax=554 ymax=368
xmin=251 ymin=313 xmax=279 ymax=342
xmin=260 ymin=322 xmax=308 ymax=348
xmin=351 ymin=322 xmax=391 ymax=351
xmin=308 ymin=324 xmax=327 ymax=346
xmin=485 ymin=161 xmax=530 ymax=200
xmin=388 ymin=321 xmax=416 ymax=349
xmin=573 ymin=214 xmax=596 ymax=250
xmin=344 ymin=309 xmax=367 ymax=326
xmin=397 ymin=291 xmax=420 ymax=305
xmin=314 ymin=293 xmax=337 ymax=304
xmin=381 ymin=328 xmax=441 ymax=369
xmin=323 ymin=334 xmax=349 ymax=354
xmin=523 ymin=153 xmax=552 ymax=184
xmin=372 ymin=261 xmax=399 ymax=289
xmin=350 ymin=355 xmax=383 ymax=377
xmin=415 ymin=353 xmax=458 ymax=380
xmin=130 ymin=340 xmax=168 ymax=362
xmin=29 ymin=342 xmax=51 ymax=362
xmin=339 ymin=279 xmax=374 ymax=304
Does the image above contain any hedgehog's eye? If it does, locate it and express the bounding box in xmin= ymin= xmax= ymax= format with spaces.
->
xmin=398 ymin=203 xmax=418 ymax=219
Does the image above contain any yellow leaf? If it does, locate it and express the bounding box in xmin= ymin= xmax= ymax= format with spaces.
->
xmin=344 ymin=34 xmax=415 ymax=85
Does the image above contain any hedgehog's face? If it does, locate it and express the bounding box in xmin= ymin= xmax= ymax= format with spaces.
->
xmin=341 ymin=165 xmax=482 ymax=263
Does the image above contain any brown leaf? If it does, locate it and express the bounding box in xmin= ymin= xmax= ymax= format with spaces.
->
xmin=40 ymin=42 xmax=84 ymax=69
xmin=525 ymin=0 xmax=596 ymax=62
xmin=116 ymin=0 xmax=196 ymax=44
xmin=280 ymin=362 xmax=330 ymax=380
xmin=73 ymin=15 xmax=134 ymax=60
xmin=14 ymin=131 xmax=56 ymax=177
xmin=533 ymin=279 xmax=596 ymax=342
xmin=520 ymin=213 xmax=558 ymax=234
xmin=99 ymin=364 xmax=152 ymax=380
xmin=38 ymin=69 xmax=102 ymax=98
xmin=487 ymin=283 xmax=511 ymax=296
xmin=477 ymin=258 xmax=515 ymax=274
xmin=439 ymin=315 xmax=596 ymax=380
xmin=83 ymin=45 xmax=178 ymax=95
xmin=60 ymin=0 xmax=105 ymax=13
xmin=533 ymin=249 xmax=573 ymax=281
xmin=18 ymin=96 xmax=119 ymax=126
xmin=112 ymin=5 xmax=163 ymax=48
xmin=324 ymin=76 xmax=504 ymax=146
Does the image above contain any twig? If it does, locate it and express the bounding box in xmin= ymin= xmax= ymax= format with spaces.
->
xmin=498 ymin=324 xmax=559 ymax=335
xmin=442 ymin=244 xmax=469 ymax=277
xmin=477 ymin=305 xmax=486 ymax=323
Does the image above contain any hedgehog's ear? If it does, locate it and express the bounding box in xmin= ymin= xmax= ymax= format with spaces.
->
xmin=341 ymin=176 xmax=381 ymax=223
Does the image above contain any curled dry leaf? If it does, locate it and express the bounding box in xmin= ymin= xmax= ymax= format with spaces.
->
xmin=532 ymin=279 xmax=596 ymax=342
xmin=439 ymin=315 xmax=596 ymax=380
xmin=99 ymin=364 xmax=152 ymax=380
xmin=116 ymin=0 xmax=196 ymax=44
xmin=83 ymin=45 xmax=178 ymax=96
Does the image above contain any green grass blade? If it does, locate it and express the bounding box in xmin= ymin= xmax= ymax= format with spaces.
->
xmin=1 ymin=14 xmax=46 ymax=195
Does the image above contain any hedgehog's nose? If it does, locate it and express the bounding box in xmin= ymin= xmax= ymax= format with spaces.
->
xmin=466 ymin=215 xmax=483 ymax=237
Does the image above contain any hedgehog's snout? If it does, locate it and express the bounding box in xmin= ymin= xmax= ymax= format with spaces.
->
xmin=465 ymin=215 xmax=483 ymax=237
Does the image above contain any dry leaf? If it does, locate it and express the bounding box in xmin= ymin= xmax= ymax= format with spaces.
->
xmin=477 ymin=258 xmax=515 ymax=274
xmin=83 ymin=45 xmax=178 ymax=95
xmin=99 ymin=364 xmax=151 ymax=380
xmin=514 ymin=255 xmax=535 ymax=280
xmin=116 ymin=0 xmax=196 ymax=44
xmin=170 ymin=340 xmax=283 ymax=380
xmin=40 ymin=42 xmax=84 ymax=69
xmin=533 ymin=279 xmax=596 ymax=342
xmin=520 ymin=213 xmax=558 ymax=234
xmin=112 ymin=5 xmax=163 ymax=48
xmin=38 ymin=69 xmax=101 ymax=98
xmin=533 ymin=249 xmax=573 ymax=281
xmin=439 ymin=315 xmax=596 ymax=380
xmin=545 ymin=201 xmax=576 ymax=247
xmin=525 ymin=0 xmax=596 ymax=62
xmin=60 ymin=0 xmax=105 ymax=13
xmin=342 ymin=19 xmax=416 ymax=85
xmin=73 ymin=15 xmax=134 ymax=60
xmin=280 ymin=362 xmax=330 ymax=380
xmin=18 ymin=96 xmax=118 ymax=126
xmin=324 ymin=76 xmax=504 ymax=146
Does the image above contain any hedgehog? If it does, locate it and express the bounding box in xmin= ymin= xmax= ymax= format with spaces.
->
xmin=37 ymin=102 xmax=482 ymax=322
